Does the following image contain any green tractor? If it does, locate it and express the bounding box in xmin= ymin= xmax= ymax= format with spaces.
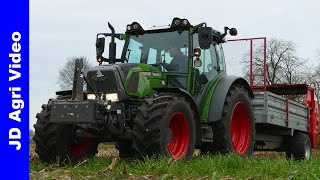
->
xmin=33 ymin=18 xmax=255 ymax=163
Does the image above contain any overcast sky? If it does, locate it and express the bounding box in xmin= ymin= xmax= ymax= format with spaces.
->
xmin=30 ymin=0 xmax=320 ymax=129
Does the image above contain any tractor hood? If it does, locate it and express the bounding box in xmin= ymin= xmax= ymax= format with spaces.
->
xmin=86 ymin=63 xmax=165 ymax=99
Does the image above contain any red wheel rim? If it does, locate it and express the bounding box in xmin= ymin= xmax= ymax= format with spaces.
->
xmin=167 ymin=112 xmax=190 ymax=160
xmin=230 ymin=102 xmax=251 ymax=154
xmin=68 ymin=138 xmax=91 ymax=157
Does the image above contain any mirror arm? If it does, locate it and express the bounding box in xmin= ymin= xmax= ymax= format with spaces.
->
xmin=97 ymin=33 xmax=123 ymax=40
xmin=191 ymin=22 xmax=207 ymax=34
xmin=220 ymin=27 xmax=230 ymax=39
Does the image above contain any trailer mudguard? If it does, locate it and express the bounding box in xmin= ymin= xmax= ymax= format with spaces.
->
xmin=154 ymin=87 xmax=202 ymax=145
xmin=208 ymin=75 xmax=253 ymax=123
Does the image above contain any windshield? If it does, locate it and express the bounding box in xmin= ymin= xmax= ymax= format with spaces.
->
xmin=125 ymin=30 xmax=189 ymax=73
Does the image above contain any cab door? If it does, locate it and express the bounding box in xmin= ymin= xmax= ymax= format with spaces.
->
xmin=192 ymin=35 xmax=220 ymax=94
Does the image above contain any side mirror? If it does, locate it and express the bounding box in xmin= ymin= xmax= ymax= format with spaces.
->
xmin=229 ymin=28 xmax=237 ymax=36
xmin=194 ymin=59 xmax=202 ymax=67
xmin=96 ymin=37 xmax=105 ymax=56
xmin=198 ymin=27 xmax=213 ymax=50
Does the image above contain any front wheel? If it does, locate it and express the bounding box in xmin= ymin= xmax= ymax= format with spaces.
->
xmin=33 ymin=100 xmax=99 ymax=164
xmin=132 ymin=93 xmax=196 ymax=160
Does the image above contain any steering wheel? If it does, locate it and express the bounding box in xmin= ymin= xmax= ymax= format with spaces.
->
xmin=149 ymin=60 xmax=163 ymax=69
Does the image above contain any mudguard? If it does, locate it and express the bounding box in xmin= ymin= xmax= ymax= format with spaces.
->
xmin=208 ymin=75 xmax=253 ymax=123
xmin=154 ymin=87 xmax=202 ymax=145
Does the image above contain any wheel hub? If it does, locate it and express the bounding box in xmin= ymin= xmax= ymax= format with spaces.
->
xmin=230 ymin=102 xmax=251 ymax=154
xmin=167 ymin=112 xmax=190 ymax=160
xmin=305 ymin=140 xmax=311 ymax=160
xmin=68 ymin=138 xmax=92 ymax=157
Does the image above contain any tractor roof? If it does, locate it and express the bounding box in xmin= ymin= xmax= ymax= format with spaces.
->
xmin=126 ymin=17 xmax=193 ymax=34
xmin=125 ymin=17 xmax=224 ymax=37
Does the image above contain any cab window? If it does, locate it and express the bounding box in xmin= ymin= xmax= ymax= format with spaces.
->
xmin=215 ymin=44 xmax=226 ymax=72
xmin=193 ymin=34 xmax=219 ymax=83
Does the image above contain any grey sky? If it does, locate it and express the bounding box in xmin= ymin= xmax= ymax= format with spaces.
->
xmin=30 ymin=0 xmax=320 ymax=129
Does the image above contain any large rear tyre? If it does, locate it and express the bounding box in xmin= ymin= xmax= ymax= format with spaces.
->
xmin=201 ymin=85 xmax=255 ymax=156
xmin=132 ymin=93 xmax=196 ymax=160
xmin=33 ymin=100 xmax=99 ymax=164
xmin=286 ymin=132 xmax=311 ymax=160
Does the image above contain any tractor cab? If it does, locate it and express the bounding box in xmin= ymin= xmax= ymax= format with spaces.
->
xmin=95 ymin=18 xmax=237 ymax=94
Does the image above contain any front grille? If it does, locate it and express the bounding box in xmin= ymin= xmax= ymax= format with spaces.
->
xmin=87 ymin=66 xmax=121 ymax=93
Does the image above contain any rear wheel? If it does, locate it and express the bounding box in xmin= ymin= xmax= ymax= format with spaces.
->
xmin=33 ymin=100 xmax=99 ymax=164
xmin=132 ymin=93 xmax=196 ymax=160
xmin=286 ymin=132 xmax=311 ymax=160
xmin=201 ymin=85 xmax=255 ymax=156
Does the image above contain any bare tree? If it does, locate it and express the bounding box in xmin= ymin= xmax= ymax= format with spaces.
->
xmin=302 ymin=50 xmax=320 ymax=102
xmin=306 ymin=64 xmax=320 ymax=101
xmin=30 ymin=129 xmax=35 ymax=144
xmin=244 ymin=39 xmax=305 ymax=85
xmin=57 ymin=56 xmax=93 ymax=90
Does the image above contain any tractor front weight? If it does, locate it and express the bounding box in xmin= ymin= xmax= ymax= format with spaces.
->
xmin=50 ymin=99 xmax=126 ymax=138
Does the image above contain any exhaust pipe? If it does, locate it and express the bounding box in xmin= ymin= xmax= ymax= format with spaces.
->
xmin=108 ymin=22 xmax=116 ymax=64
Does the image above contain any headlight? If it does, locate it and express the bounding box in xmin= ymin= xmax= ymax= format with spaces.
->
xmin=104 ymin=93 xmax=119 ymax=102
xmin=87 ymin=94 xmax=96 ymax=100
xmin=86 ymin=93 xmax=119 ymax=102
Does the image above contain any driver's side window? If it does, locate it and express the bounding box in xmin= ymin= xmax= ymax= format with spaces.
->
xmin=196 ymin=46 xmax=218 ymax=77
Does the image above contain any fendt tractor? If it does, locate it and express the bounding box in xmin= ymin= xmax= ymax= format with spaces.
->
xmin=34 ymin=18 xmax=319 ymax=164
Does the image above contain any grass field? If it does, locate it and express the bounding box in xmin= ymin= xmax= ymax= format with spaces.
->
xmin=30 ymin=144 xmax=320 ymax=179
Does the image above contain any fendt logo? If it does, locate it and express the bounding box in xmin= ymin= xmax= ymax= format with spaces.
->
xmin=96 ymin=70 xmax=104 ymax=78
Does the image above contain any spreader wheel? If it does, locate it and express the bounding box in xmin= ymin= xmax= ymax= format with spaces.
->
xmin=286 ymin=132 xmax=311 ymax=160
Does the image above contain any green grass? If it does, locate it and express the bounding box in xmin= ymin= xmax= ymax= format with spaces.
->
xmin=30 ymin=152 xmax=320 ymax=179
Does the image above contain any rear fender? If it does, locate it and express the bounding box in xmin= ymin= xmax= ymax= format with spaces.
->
xmin=154 ymin=87 xmax=202 ymax=146
xmin=208 ymin=75 xmax=253 ymax=123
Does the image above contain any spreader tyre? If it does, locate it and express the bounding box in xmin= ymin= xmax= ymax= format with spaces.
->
xmin=132 ymin=93 xmax=196 ymax=160
xmin=287 ymin=132 xmax=311 ymax=160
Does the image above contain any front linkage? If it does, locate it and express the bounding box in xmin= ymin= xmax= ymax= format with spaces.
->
xmin=52 ymin=58 xmax=127 ymax=138
xmin=33 ymin=59 xmax=131 ymax=164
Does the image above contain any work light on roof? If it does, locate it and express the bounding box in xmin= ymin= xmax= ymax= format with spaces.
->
xmin=170 ymin=17 xmax=191 ymax=28
xmin=174 ymin=19 xmax=181 ymax=25
xmin=126 ymin=22 xmax=144 ymax=32
xmin=133 ymin=23 xmax=139 ymax=29
xmin=126 ymin=25 xmax=131 ymax=31
xmin=182 ymin=19 xmax=189 ymax=25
